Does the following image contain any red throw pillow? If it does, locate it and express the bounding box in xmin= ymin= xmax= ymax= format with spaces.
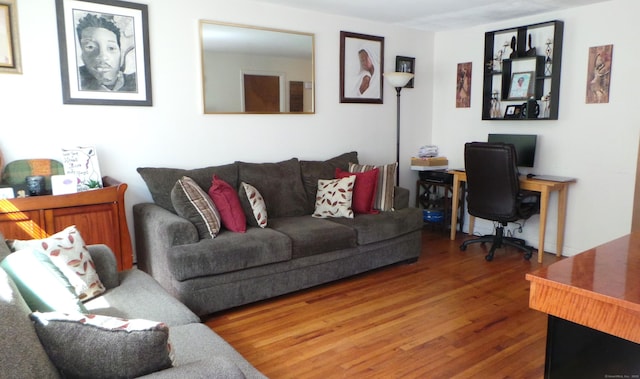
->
xmin=208 ymin=175 xmax=246 ymax=232
xmin=335 ymin=167 xmax=379 ymax=214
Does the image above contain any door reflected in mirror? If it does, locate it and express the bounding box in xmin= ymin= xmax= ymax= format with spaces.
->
xmin=200 ymin=21 xmax=315 ymax=114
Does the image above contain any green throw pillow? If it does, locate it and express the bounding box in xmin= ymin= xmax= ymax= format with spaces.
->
xmin=0 ymin=249 xmax=87 ymax=313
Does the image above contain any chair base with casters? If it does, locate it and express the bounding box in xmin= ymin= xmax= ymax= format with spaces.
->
xmin=460 ymin=222 xmax=534 ymax=261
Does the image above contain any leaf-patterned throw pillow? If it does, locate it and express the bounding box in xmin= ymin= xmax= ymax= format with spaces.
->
xmin=241 ymin=182 xmax=268 ymax=228
xmin=10 ymin=225 xmax=105 ymax=302
xmin=312 ymin=176 xmax=355 ymax=218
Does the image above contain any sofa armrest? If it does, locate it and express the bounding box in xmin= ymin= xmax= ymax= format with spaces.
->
xmin=133 ymin=203 xmax=199 ymax=287
xmin=394 ymin=186 xmax=410 ymax=209
xmin=87 ymin=244 xmax=120 ymax=289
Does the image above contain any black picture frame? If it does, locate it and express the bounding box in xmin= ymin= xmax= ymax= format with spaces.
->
xmin=395 ymin=56 xmax=415 ymax=88
xmin=339 ymin=31 xmax=384 ymax=104
xmin=507 ymin=71 xmax=533 ymax=100
xmin=0 ymin=0 xmax=21 ymax=74
xmin=55 ymin=0 xmax=152 ymax=106
xmin=504 ymin=104 xmax=523 ymax=119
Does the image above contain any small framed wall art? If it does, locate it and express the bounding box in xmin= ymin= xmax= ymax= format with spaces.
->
xmin=340 ymin=31 xmax=384 ymax=104
xmin=395 ymin=56 xmax=415 ymax=88
xmin=585 ymin=44 xmax=613 ymax=104
xmin=0 ymin=0 xmax=22 ymax=74
xmin=55 ymin=0 xmax=152 ymax=106
xmin=507 ymin=71 xmax=533 ymax=100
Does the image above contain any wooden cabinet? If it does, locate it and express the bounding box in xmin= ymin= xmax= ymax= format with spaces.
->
xmin=482 ymin=20 xmax=564 ymax=120
xmin=0 ymin=176 xmax=132 ymax=270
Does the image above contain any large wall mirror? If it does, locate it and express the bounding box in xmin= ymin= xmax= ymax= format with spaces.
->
xmin=200 ymin=20 xmax=315 ymax=114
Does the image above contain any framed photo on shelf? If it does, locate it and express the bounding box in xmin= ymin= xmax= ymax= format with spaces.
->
xmin=339 ymin=31 xmax=384 ymax=104
xmin=0 ymin=0 xmax=21 ymax=74
xmin=504 ymin=104 xmax=523 ymax=119
xmin=395 ymin=56 xmax=415 ymax=88
xmin=55 ymin=0 xmax=152 ymax=106
xmin=507 ymin=71 xmax=533 ymax=100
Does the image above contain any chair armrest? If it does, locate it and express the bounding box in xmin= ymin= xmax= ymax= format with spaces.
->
xmin=87 ymin=244 xmax=120 ymax=289
xmin=394 ymin=186 xmax=410 ymax=209
xmin=133 ymin=203 xmax=199 ymax=281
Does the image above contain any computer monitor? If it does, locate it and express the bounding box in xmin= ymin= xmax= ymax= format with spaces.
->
xmin=487 ymin=134 xmax=537 ymax=168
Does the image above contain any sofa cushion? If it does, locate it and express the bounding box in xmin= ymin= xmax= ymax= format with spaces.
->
xmin=209 ymin=175 xmax=246 ymax=233
xmin=171 ymin=176 xmax=221 ymax=239
xmin=335 ymin=167 xmax=379 ymax=214
xmin=269 ymin=216 xmax=357 ymax=259
xmin=166 ymin=323 xmax=264 ymax=378
xmin=237 ymin=158 xmax=308 ymax=218
xmin=84 ymin=269 xmax=201 ymax=327
xmin=169 ymin=227 xmax=292 ymax=280
xmin=31 ymin=311 xmax=173 ymax=378
xmin=327 ymin=207 xmax=423 ymax=245
xmin=138 ymin=163 xmax=238 ymax=213
xmin=10 ymin=225 xmax=105 ymax=301
xmin=312 ymin=176 xmax=355 ymax=219
xmin=300 ymin=151 xmax=358 ymax=213
xmin=349 ymin=162 xmax=398 ymax=211
xmin=0 ymin=267 xmax=60 ymax=378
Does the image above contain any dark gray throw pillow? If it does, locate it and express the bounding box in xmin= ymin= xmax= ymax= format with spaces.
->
xmin=30 ymin=311 xmax=173 ymax=379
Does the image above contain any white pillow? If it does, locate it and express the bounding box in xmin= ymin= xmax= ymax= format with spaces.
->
xmin=312 ymin=176 xmax=355 ymax=218
xmin=241 ymin=182 xmax=268 ymax=228
xmin=10 ymin=225 xmax=105 ymax=301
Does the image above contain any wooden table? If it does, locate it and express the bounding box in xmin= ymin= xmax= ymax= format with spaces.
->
xmin=526 ymin=233 xmax=640 ymax=377
xmin=448 ymin=170 xmax=575 ymax=263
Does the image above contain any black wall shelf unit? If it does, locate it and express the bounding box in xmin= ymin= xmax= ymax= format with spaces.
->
xmin=482 ymin=20 xmax=564 ymax=121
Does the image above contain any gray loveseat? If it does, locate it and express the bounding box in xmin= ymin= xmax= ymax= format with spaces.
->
xmin=0 ymin=240 xmax=265 ymax=378
xmin=134 ymin=152 xmax=423 ymax=317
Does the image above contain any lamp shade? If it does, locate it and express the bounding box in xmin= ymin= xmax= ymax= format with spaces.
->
xmin=384 ymin=72 xmax=414 ymax=88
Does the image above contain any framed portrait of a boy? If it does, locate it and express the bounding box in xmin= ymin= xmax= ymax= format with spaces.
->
xmin=0 ymin=0 xmax=21 ymax=74
xmin=55 ymin=0 xmax=152 ymax=106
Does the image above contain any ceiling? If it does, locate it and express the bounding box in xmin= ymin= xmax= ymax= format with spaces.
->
xmin=252 ymin=0 xmax=612 ymax=31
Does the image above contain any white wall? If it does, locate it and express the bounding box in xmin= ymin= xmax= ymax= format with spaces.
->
xmin=3 ymin=0 xmax=636 ymax=258
xmin=0 ymin=0 xmax=433 ymax=255
xmin=432 ymin=0 xmax=640 ymax=256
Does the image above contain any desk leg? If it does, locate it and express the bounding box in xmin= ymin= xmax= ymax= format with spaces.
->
xmin=468 ymin=215 xmax=475 ymax=236
xmin=555 ymin=185 xmax=569 ymax=257
xmin=537 ymin=188 xmax=550 ymax=263
xmin=450 ymin=177 xmax=461 ymax=240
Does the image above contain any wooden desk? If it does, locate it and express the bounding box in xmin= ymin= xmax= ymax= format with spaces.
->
xmin=526 ymin=233 xmax=640 ymax=377
xmin=449 ymin=170 xmax=575 ymax=263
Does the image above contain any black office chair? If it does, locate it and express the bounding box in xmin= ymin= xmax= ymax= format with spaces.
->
xmin=459 ymin=142 xmax=540 ymax=261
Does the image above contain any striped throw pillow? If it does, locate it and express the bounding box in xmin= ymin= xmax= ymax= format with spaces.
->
xmin=348 ymin=162 xmax=397 ymax=211
xmin=171 ymin=176 xmax=221 ymax=239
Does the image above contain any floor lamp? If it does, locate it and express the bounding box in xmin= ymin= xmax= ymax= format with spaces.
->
xmin=384 ymin=72 xmax=414 ymax=186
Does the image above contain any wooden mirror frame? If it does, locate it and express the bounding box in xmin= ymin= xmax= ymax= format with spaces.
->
xmin=199 ymin=20 xmax=315 ymax=114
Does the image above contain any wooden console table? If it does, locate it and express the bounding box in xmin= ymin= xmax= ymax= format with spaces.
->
xmin=0 ymin=176 xmax=133 ymax=270
xmin=526 ymin=233 xmax=640 ymax=377
xmin=448 ymin=170 xmax=575 ymax=263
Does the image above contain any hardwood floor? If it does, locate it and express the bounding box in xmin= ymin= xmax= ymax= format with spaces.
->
xmin=205 ymin=229 xmax=564 ymax=378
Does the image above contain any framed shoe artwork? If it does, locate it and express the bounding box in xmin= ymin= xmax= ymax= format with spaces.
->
xmin=339 ymin=31 xmax=384 ymax=104
xmin=55 ymin=0 xmax=152 ymax=105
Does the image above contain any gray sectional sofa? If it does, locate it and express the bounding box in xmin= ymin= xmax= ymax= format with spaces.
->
xmin=0 ymin=242 xmax=265 ymax=378
xmin=134 ymin=152 xmax=423 ymax=317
